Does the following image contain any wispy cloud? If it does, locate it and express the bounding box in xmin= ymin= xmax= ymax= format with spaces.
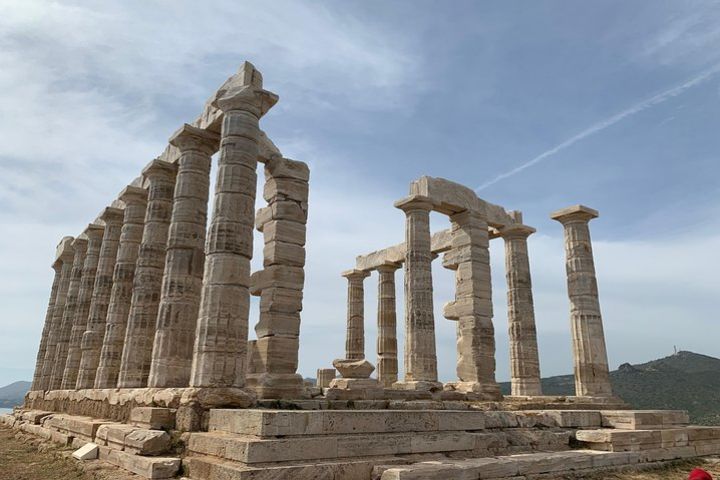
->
xmin=476 ymin=64 xmax=720 ymax=191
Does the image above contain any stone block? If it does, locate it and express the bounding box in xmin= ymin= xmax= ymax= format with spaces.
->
xmin=263 ymin=220 xmax=306 ymax=247
xmin=259 ymin=287 xmax=303 ymax=313
xmin=130 ymin=407 xmax=176 ymax=430
xmin=254 ymin=336 xmax=300 ymax=373
xmin=255 ymin=201 xmax=307 ymax=231
xmin=333 ymin=358 xmax=375 ymax=378
xmin=263 ymin=241 xmax=306 ymax=267
xmin=72 ymin=443 xmax=99 ymax=460
xmin=96 ymin=424 xmax=137 ymax=450
xmin=249 ymin=265 xmax=304 ymax=295
xmin=539 ymin=410 xmax=602 ymax=428
xmin=255 ymin=311 xmax=301 ymax=337
xmin=124 ymin=429 xmax=171 ymax=456
xmin=263 ymin=177 xmax=309 ymax=203
xmin=114 ymin=450 xmax=181 ymax=479
xmin=265 ymin=157 xmax=310 ymax=182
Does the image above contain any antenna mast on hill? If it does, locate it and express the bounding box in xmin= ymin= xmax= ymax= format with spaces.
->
xmin=674 ymin=345 xmax=678 ymax=355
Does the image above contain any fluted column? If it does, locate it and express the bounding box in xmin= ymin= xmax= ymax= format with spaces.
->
xmin=62 ymin=224 xmax=104 ymax=389
xmin=190 ymin=75 xmax=278 ymax=388
xmin=48 ymin=236 xmax=88 ymax=390
xmin=39 ymin=238 xmax=75 ymax=390
xmin=551 ymin=205 xmax=612 ymax=397
xmin=342 ymin=269 xmax=370 ymax=361
xmin=148 ymin=124 xmax=218 ymax=388
xmin=118 ymin=160 xmax=177 ymax=388
xmin=31 ymin=260 xmax=63 ymax=390
xmin=501 ymin=224 xmax=542 ymax=396
xmin=376 ymin=263 xmax=399 ymax=388
xmin=95 ymin=186 xmax=148 ymax=388
xmin=394 ymin=195 xmax=440 ymax=388
xmin=76 ymin=207 xmax=124 ymax=389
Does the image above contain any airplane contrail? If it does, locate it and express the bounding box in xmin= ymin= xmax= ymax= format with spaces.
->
xmin=475 ymin=64 xmax=720 ymax=191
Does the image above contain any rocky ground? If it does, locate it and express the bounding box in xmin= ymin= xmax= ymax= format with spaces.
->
xmin=0 ymin=426 xmax=138 ymax=480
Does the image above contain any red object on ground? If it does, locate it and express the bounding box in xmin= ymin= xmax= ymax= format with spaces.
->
xmin=689 ymin=468 xmax=713 ymax=480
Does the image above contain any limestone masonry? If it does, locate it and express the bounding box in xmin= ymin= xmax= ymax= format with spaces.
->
xmin=6 ymin=62 xmax=719 ymax=480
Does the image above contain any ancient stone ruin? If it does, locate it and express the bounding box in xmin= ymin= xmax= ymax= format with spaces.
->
xmin=3 ymin=62 xmax=720 ymax=479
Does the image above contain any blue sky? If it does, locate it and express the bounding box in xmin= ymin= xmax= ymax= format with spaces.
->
xmin=1 ymin=0 xmax=719 ymax=388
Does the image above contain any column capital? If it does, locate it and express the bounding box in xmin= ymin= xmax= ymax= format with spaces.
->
xmin=70 ymin=236 xmax=88 ymax=251
xmin=550 ymin=205 xmax=598 ymax=224
xmin=99 ymin=206 xmax=124 ymax=225
xmin=142 ymin=158 xmax=177 ymax=180
xmin=83 ymin=223 xmax=105 ymax=241
xmin=394 ymin=195 xmax=434 ymax=213
xmin=376 ymin=262 xmax=401 ymax=274
xmin=55 ymin=236 xmax=75 ymax=263
xmin=119 ymin=185 xmax=148 ymax=206
xmin=342 ymin=268 xmax=371 ymax=280
xmin=499 ymin=224 xmax=536 ymax=240
xmin=215 ymin=85 xmax=279 ymax=118
xmin=169 ymin=123 xmax=220 ymax=154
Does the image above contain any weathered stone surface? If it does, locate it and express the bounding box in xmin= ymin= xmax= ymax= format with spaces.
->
xmin=333 ymin=358 xmax=375 ymax=379
xmin=76 ymin=207 xmax=124 ymax=389
xmin=72 ymin=442 xmax=99 ymax=460
xmin=96 ymin=186 xmax=148 ymax=388
xmin=124 ymin=429 xmax=171 ymax=455
xmin=149 ymin=124 xmax=218 ymax=388
xmin=130 ymin=407 xmax=176 ymax=430
xmin=342 ymin=269 xmax=370 ymax=361
xmin=376 ymin=263 xmax=400 ymax=388
xmin=31 ymin=257 xmax=64 ymax=390
xmin=61 ymin=224 xmax=104 ymax=389
xmin=118 ymin=160 xmax=177 ymax=388
xmin=552 ymin=205 xmax=612 ymax=397
xmin=316 ymin=368 xmax=336 ymax=388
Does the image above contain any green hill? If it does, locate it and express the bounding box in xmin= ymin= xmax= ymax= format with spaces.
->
xmin=500 ymin=351 xmax=720 ymax=425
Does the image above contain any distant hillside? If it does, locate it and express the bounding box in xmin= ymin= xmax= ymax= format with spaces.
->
xmin=0 ymin=381 xmax=30 ymax=408
xmin=500 ymin=351 xmax=720 ymax=425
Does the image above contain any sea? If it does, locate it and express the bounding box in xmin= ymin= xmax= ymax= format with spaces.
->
xmin=0 ymin=407 xmax=13 ymax=415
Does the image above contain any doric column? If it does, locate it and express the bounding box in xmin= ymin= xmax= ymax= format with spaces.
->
xmin=442 ymin=210 xmax=500 ymax=399
xmin=31 ymin=260 xmax=63 ymax=390
xmin=551 ymin=205 xmax=612 ymax=397
xmin=148 ymin=124 xmax=218 ymax=388
xmin=48 ymin=236 xmax=88 ymax=390
xmin=342 ymin=269 xmax=370 ymax=361
xmin=95 ymin=186 xmax=148 ymax=388
xmin=316 ymin=368 xmax=336 ymax=388
xmin=76 ymin=207 xmax=124 ymax=389
xmin=190 ymin=72 xmax=278 ymax=389
xmin=62 ymin=224 xmax=104 ymax=389
xmin=247 ymin=157 xmax=308 ymax=398
xmin=500 ymin=224 xmax=542 ymax=396
xmin=376 ymin=263 xmax=399 ymax=387
xmin=39 ymin=238 xmax=75 ymax=390
xmin=118 ymin=160 xmax=177 ymax=388
xmin=394 ymin=195 xmax=440 ymax=389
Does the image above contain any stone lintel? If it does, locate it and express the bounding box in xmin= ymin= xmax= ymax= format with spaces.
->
xmin=71 ymin=236 xmax=88 ymax=249
xmin=394 ymin=194 xmax=435 ymax=212
xmin=550 ymin=204 xmax=599 ymax=223
xmin=118 ymin=185 xmax=148 ymax=205
xmin=355 ymin=229 xmax=453 ymax=271
xmin=168 ymin=123 xmax=220 ymax=153
xmin=341 ymin=268 xmax=371 ymax=280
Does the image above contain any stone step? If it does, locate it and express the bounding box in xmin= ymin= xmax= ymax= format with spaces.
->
xmin=377 ymin=447 xmax=702 ymax=480
xmin=208 ymin=409 xmax=488 ymax=437
xmin=184 ymin=454 xmax=383 ymax=480
xmin=188 ymin=430 xmax=475 ymax=463
xmin=576 ymin=426 xmax=720 ymax=452
xmin=600 ymin=410 xmax=689 ymax=430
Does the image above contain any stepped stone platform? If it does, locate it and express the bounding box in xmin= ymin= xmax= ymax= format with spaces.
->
xmin=6 ymin=406 xmax=720 ymax=479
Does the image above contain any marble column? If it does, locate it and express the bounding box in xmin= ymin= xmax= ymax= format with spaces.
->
xmin=62 ymin=224 xmax=104 ymax=389
xmin=343 ymin=269 xmax=370 ymax=361
xmin=31 ymin=260 xmax=63 ymax=390
xmin=48 ymin=236 xmax=88 ymax=390
xmin=39 ymin=238 xmax=75 ymax=390
xmin=95 ymin=186 xmax=148 ymax=388
xmin=148 ymin=124 xmax=218 ymax=388
xmin=442 ymin=210 xmax=500 ymax=399
xmin=190 ymin=77 xmax=278 ymax=389
xmin=316 ymin=368 xmax=336 ymax=388
xmin=394 ymin=195 xmax=440 ymax=389
xmin=551 ymin=205 xmax=612 ymax=397
xmin=118 ymin=160 xmax=177 ymax=388
xmin=76 ymin=207 xmax=124 ymax=389
xmin=376 ymin=263 xmax=399 ymax=387
xmin=501 ymin=224 xmax=542 ymax=396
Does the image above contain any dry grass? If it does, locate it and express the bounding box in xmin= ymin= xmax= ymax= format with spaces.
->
xmin=0 ymin=426 xmax=138 ymax=480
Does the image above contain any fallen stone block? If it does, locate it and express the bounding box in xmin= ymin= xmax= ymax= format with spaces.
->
xmin=124 ymin=429 xmax=171 ymax=456
xmin=130 ymin=407 xmax=176 ymax=430
xmin=72 ymin=443 xmax=99 ymax=460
